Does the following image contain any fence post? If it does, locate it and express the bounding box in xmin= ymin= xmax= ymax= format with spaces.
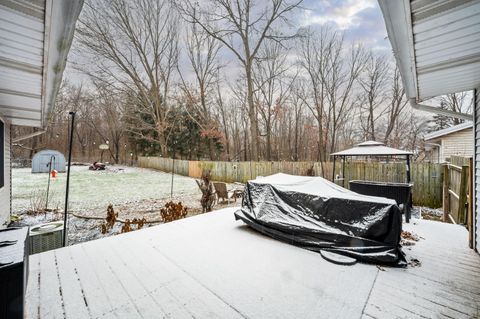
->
xmin=458 ymin=165 xmax=468 ymax=224
xmin=443 ymin=164 xmax=450 ymax=222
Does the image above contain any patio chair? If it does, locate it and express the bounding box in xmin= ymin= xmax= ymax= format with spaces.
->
xmin=213 ymin=182 xmax=236 ymax=204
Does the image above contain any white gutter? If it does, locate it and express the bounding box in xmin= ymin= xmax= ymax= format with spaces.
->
xmin=409 ymin=98 xmax=473 ymax=121
xmin=12 ymin=130 xmax=46 ymax=143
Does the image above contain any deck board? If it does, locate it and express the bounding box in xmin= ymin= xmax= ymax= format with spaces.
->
xmin=362 ymin=219 xmax=480 ymax=319
xmin=67 ymin=244 xmax=117 ymax=318
xmin=36 ymin=252 xmax=65 ymax=319
xmin=26 ymin=208 xmax=480 ymax=319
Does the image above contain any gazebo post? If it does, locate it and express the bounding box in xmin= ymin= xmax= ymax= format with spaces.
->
xmin=406 ymin=154 xmax=411 ymax=183
xmin=332 ymin=155 xmax=336 ymax=182
xmin=342 ymin=156 xmax=346 ymax=187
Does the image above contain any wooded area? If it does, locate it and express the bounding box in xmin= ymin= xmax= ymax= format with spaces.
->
xmin=139 ymin=156 xmax=443 ymax=208
xmin=11 ymin=0 xmax=472 ymax=164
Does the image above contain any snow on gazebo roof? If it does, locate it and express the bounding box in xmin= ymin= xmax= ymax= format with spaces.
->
xmin=331 ymin=141 xmax=413 ymax=157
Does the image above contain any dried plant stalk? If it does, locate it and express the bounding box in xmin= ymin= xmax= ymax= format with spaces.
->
xmin=160 ymin=201 xmax=188 ymax=223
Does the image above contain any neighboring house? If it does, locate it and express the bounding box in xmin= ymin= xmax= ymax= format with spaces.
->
xmin=378 ymin=0 xmax=480 ymax=249
xmin=424 ymin=122 xmax=473 ymax=163
xmin=0 ymin=0 xmax=83 ymax=227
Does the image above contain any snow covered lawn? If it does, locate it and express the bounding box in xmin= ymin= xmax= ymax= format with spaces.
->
xmin=11 ymin=165 xmax=240 ymax=245
xmin=12 ymin=165 xmax=201 ymax=213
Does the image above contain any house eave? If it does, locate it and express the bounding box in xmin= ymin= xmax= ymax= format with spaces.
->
xmin=0 ymin=0 xmax=83 ymax=129
xmin=378 ymin=0 xmax=480 ymax=104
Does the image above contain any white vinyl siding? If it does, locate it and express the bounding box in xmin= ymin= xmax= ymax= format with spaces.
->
xmin=0 ymin=1 xmax=45 ymax=127
xmin=439 ymin=129 xmax=474 ymax=161
xmin=0 ymin=118 xmax=10 ymax=228
xmin=475 ymin=88 xmax=480 ymax=250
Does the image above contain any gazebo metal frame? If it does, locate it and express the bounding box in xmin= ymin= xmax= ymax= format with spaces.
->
xmin=331 ymin=141 xmax=414 ymax=222
xmin=331 ymin=141 xmax=413 ymax=186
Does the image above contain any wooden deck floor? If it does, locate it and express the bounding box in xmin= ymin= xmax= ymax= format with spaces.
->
xmin=26 ymin=208 xmax=480 ymax=319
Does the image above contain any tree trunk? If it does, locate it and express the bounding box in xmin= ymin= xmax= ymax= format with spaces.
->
xmin=219 ymin=107 xmax=230 ymax=161
xmin=294 ymin=119 xmax=299 ymax=161
xmin=158 ymin=131 xmax=168 ymax=157
xmin=369 ymin=103 xmax=375 ymax=140
xmin=208 ymin=139 xmax=215 ymax=160
xmin=246 ymin=64 xmax=258 ymax=160
xmin=266 ymin=121 xmax=272 ymax=161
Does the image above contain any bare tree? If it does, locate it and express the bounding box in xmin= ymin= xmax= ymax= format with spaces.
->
xmin=176 ymin=0 xmax=303 ymax=160
xmin=178 ymin=19 xmax=222 ymax=159
xmin=16 ymin=3 xmax=429 ymax=163
xmin=297 ymin=28 xmax=329 ymax=162
xmin=66 ymin=85 xmax=93 ymax=159
xmin=358 ymin=53 xmax=389 ymax=141
xmin=324 ymin=38 xmax=366 ymax=154
xmin=75 ymin=0 xmax=179 ymax=156
xmin=215 ymin=83 xmax=232 ymax=160
xmin=253 ymin=41 xmax=293 ymax=160
xmin=433 ymin=92 xmax=473 ymax=129
xmin=298 ymin=27 xmax=366 ymax=161
xmin=289 ymin=81 xmax=306 ymax=161
xmin=87 ymin=83 xmax=126 ymax=163
xmin=383 ymin=65 xmax=408 ymax=144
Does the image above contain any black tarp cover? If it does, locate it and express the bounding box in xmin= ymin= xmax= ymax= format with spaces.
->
xmin=234 ymin=173 xmax=406 ymax=266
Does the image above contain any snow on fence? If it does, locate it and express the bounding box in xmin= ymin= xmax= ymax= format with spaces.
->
xmin=138 ymin=157 xmax=443 ymax=208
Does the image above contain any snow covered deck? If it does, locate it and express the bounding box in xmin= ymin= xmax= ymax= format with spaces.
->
xmin=26 ymin=207 xmax=480 ymax=318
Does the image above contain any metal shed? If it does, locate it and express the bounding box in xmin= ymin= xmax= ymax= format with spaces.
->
xmin=31 ymin=150 xmax=66 ymax=173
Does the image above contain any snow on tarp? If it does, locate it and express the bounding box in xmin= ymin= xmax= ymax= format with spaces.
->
xmin=234 ymin=173 xmax=406 ymax=266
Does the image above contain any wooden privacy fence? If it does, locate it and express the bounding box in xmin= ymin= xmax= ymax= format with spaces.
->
xmin=442 ymin=156 xmax=474 ymax=247
xmin=138 ymin=157 xmax=443 ymax=208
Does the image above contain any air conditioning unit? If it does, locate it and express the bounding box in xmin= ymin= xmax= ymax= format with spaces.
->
xmin=29 ymin=221 xmax=64 ymax=255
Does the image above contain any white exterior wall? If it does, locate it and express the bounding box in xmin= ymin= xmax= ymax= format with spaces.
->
xmin=425 ymin=146 xmax=441 ymax=163
xmin=0 ymin=1 xmax=45 ymax=127
xmin=439 ymin=129 xmax=474 ymax=162
xmin=475 ymin=88 xmax=480 ymax=250
xmin=0 ymin=118 xmax=11 ymax=228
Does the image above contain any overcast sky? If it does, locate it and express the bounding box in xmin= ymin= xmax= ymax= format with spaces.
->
xmin=67 ymin=0 xmax=393 ymax=84
xmin=301 ymin=0 xmax=391 ymax=52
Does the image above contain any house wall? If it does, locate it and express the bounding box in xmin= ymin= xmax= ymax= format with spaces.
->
xmin=439 ymin=129 xmax=473 ymax=162
xmin=0 ymin=118 xmax=11 ymax=228
xmin=424 ymin=145 xmax=441 ymax=163
xmin=475 ymin=88 xmax=480 ymax=250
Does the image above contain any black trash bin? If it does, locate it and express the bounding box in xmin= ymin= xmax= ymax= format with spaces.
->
xmin=0 ymin=227 xmax=29 ymax=319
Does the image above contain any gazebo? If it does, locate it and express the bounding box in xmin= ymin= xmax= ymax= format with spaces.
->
xmin=331 ymin=141 xmax=414 ymax=222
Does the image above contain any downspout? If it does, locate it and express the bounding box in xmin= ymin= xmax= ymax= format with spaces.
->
xmin=409 ymin=98 xmax=473 ymax=121
xmin=424 ymin=142 xmax=441 ymax=163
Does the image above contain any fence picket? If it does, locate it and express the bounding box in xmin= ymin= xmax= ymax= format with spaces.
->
xmin=138 ymin=157 xmax=444 ymax=208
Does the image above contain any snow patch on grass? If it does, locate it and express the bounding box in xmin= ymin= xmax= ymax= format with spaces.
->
xmin=12 ymin=166 xmax=201 ymax=213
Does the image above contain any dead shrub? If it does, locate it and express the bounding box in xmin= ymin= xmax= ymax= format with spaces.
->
xmin=121 ymin=218 xmax=146 ymax=233
xmin=27 ymin=189 xmax=60 ymax=215
xmin=101 ymin=204 xmax=118 ymax=234
xmin=305 ymin=165 xmax=315 ymax=176
xmin=160 ymin=201 xmax=188 ymax=223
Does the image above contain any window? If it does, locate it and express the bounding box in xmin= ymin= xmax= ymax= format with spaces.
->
xmin=0 ymin=120 xmax=3 ymax=188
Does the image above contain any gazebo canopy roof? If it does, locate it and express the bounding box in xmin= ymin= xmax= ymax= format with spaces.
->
xmin=331 ymin=141 xmax=413 ymax=157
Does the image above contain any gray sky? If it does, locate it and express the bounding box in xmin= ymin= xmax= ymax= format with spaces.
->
xmin=66 ymin=0 xmax=392 ymax=85
xmin=301 ymin=0 xmax=390 ymax=52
